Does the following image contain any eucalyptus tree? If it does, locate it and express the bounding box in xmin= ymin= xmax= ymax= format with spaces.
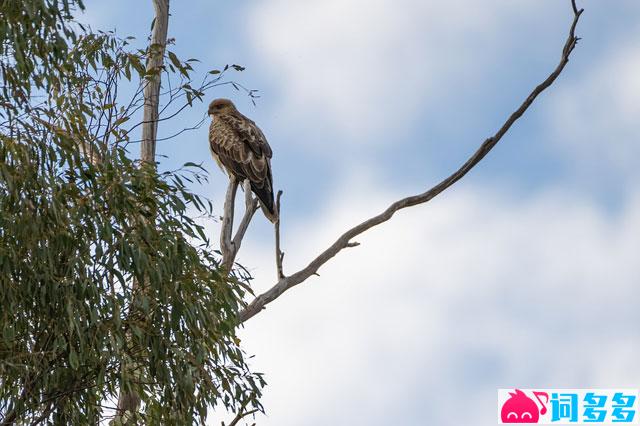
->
xmin=0 ymin=0 xmax=585 ymax=424
xmin=1 ymin=1 xmax=263 ymax=424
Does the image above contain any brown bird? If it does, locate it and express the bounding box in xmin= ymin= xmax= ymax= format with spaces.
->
xmin=208 ymin=98 xmax=277 ymax=223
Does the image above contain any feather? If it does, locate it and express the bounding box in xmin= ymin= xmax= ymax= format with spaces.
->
xmin=208 ymin=100 xmax=278 ymax=223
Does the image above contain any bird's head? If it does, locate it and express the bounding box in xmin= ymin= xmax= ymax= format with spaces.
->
xmin=208 ymin=98 xmax=236 ymax=117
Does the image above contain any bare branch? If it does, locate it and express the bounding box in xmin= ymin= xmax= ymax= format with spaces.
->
xmin=221 ymin=177 xmax=239 ymax=270
xmin=274 ymin=190 xmax=284 ymax=280
xmin=571 ymin=0 xmax=580 ymax=15
xmin=221 ymin=179 xmax=259 ymax=271
xmin=232 ymin=180 xmax=260 ymax=252
xmin=237 ymin=1 xmax=584 ymax=324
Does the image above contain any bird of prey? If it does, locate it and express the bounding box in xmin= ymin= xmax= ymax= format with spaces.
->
xmin=208 ymin=98 xmax=278 ymax=223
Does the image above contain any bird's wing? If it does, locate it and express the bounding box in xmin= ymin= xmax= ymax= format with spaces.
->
xmin=229 ymin=113 xmax=273 ymax=159
xmin=209 ymin=119 xmax=249 ymax=178
xmin=209 ymin=114 xmax=277 ymax=221
xmin=213 ymin=114 xmax=273 ymax=184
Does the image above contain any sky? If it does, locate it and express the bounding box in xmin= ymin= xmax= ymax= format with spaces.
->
xmin=83 ymin=1 xmax=640 ymax=424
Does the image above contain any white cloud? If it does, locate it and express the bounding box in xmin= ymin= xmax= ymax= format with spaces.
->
xmin=208 ymin=176 xmax=640 ymax=425
xmin=246 ymin=0 xmax=546 ymax=144
xmin=547 ymin=29 xmax=640 ymax=179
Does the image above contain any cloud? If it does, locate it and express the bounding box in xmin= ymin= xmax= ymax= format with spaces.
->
xmin=245 ymin=0 xmax=547 ymax=145
xmin=546 ymin=28 xmax=640 ymax=181
xmin=206 ymin=175 xmax=640 ymax=425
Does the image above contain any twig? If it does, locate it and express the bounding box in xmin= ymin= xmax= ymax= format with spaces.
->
xmin=236 ymin=0 xmax=584 ymax=324
xmin=227 ymin=408 xmax=259 ymax=426
xmin=274 ymin=190 xmax=284 ymax=280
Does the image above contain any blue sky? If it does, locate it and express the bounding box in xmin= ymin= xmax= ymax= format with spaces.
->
xmin=84 ymin=1 xmax=640 ymax=425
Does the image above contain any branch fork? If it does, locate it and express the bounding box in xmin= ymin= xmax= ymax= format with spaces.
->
xmin=221 ymin=178 xmax=260 ymax=271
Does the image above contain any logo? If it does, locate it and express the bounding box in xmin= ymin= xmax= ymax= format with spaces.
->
xmin=498 ymin=389 xmax=639 ymax=424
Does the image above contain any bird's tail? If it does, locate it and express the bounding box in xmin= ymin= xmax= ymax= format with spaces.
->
xmin=250 ymin=181 xmax=278 ymax=224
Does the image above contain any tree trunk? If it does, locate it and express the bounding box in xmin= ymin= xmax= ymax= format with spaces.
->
xmin=140 ymin=0 xmax=170 ymax=165
xmin=113 ymin=1 xmax=169 ymax=423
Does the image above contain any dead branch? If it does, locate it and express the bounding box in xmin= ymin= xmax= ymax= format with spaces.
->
xmin=233 ymin=180 xmax=260 ymax=253
xmin=221 ymin=178 xmax=259 ymax=271
xmin=236 ymin=0 xmax=584 ymax=324
xmin=221 ymin=176 xmax=239 ymax=269
xmin=274 ymin=190 xmax=284 ymax=280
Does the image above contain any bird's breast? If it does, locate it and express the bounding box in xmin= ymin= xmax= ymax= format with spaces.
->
xmin=209 ymin=120 xmax=232 ymax=175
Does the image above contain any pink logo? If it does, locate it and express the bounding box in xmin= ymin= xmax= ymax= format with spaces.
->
xmin=501 ymin=389 xmax=549 ymax=423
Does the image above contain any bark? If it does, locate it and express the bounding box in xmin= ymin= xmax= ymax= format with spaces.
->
xmin=112 ymin=1 xmax=169 ymax=423
xmin=140 ymin=0 xmax=170 ymax=165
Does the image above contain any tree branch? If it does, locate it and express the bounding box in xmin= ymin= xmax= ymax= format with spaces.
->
xmin=236 ymin=0 xmax=584 ymax=324
xmin=221 ymin=177 xmax=239 ymax=270
xmin=226 ymin=408 xmax=259 ymax=426
xmin=232 ymin=180 xmax=260 ymax=253
xmin=221 ymin=179 xmax=258 ymax=271
xmin=274 ymin=190 xmax=284 ymax=280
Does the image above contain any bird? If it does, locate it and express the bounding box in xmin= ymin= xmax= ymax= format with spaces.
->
xmin=207 ymin=98 xmax=278 ymax=223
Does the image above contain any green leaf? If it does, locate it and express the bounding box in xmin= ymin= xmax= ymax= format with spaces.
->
xmin=113 ymin=116 xmax=130 ymax=126
xmin=168 ymin=51 xmax=181 ymax=70
xmin=69 ymin=348 xmax=79 ymax=370
xmin=0 ymin=4 xmax=265 ymax=423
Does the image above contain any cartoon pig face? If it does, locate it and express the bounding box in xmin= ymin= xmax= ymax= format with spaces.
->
xmin=501 ymin=389 xmax=541 ymax=423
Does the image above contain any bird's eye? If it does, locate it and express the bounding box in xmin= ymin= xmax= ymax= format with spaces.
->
xmin=217 ymin=104 xmax=224 ymax=109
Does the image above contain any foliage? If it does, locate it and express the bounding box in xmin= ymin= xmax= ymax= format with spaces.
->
xmin=0 ymin=137 xmax=264 ymax=425
xmin=0 ymin=0 xmax=85 ymax=112
xmin=0 ymin=1 xmax=265 ymax=424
